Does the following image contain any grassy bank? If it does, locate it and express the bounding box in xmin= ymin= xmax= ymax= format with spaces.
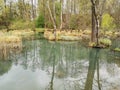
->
xmin=44 ymin=29 xmax=120 ymax=49
xmin=0 ymin=28 xmax=44 ymax=60
xmin=44 ymin=29 xmax=120 ymax=41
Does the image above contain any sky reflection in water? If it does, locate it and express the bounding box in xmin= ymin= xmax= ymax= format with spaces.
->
xmin=0 ymin=40 xmax=120 ymax=90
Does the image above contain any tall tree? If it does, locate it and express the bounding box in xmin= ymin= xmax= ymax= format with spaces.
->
xmin=31 ymin=0 xmax=34 ymax=20
xmin=60 ymin=0 xmax=63 ymax=30
xmin=47 ymin=0 xmax=57 ymax=39
xmin=90 ymin=0 xmax=99 ymax=45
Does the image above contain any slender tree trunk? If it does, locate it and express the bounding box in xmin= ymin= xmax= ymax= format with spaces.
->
xmin=9 ymin=1 xmax=12 ymax=18
xmin=50 ymin=46 xmax=55 ymax=90
xmin=73 ymin=0 xmax=76 ymax=14
xmin=43 ymin=0 xmax=46 ymax=28
xmin=66 ymin=0 xmax=70 ymax=30
xmin=47 ymin=0 xmax=57 ymax=40
xmin=99 ymin=0 xmax=106 ymax=28
xmin=52 ymin=0 xmax=57 ymax=37
xmin=22 ymin=0 xmax=26 ymax=20
xmin=31 ymin=0 xmax=34 ymax=20
xmin=18 ymin=0 xmax=23 ymax=19
xmin=4 ymin=0 xmax=9 ymax=31
xmin=4 ymin=0 xmax=6 ymax=9
xmin=4 ymin=0 xmax=7 ymax=16
xmin=60 ymin=0 xmax=63 ymax=30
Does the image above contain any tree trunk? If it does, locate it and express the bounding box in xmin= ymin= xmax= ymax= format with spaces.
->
xmin=91 ymin=0 xmax=99 ymax=45
xmin=31 ymin=0 xmax=35 ymax=20
xmin=47 ymin=0 xmax=57 ymax=40
xmin=9 ymin=1 xmax=13 ymax=18
xmin=60 ymin=0 xmax=63 ymax=30
xmin=52 ymin=0 xmax=57 ymax=38
xmin=91 ymin=5 xmax=96 ymax=42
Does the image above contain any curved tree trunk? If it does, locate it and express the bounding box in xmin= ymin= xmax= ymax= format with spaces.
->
xmin=47 ymin=0 xmax=57 ymax=40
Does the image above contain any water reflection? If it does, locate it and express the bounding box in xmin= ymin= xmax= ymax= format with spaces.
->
xmin=47 ymin=44 xmax=56 ymax=90
xmin=84 ymin=49 xmax=101 ymax=90
xmin=0 ymin=40 xmax=120 ymax=90
xmin=0 ymin=60 xmax=12 ymax=76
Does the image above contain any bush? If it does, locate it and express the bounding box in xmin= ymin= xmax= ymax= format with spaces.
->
xmin=99 ymin=38 xmax=112 ymax=46
xmin=35 ymin=14 xmax=45 ymax=28
xmin=101 ymin=13 xmax=116 ymax=31
xmin=69 ymin=15 xmax=78 ymax=29
xmin=0 ymin=15 xmax=11 ymax=30
xmin=10 ymin=19 xmax=35 ymax=30
xmin=114 ymin=48 xmax=120 ymax=52
xmin=89 ymin=38 xmax=112 ymax=47
xmin=69 ymin=14 xmax=91 ymax=30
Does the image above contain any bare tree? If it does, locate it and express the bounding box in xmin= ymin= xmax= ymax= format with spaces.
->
xmin=60 ymin=0 xmax=63 ymax=30
xmin=31 ymin=0 xmax=34 ymax=20
xmin=47 ymin=0 xmax=57 ymax=39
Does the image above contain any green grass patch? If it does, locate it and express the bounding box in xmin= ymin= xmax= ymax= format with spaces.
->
xmin=114 ymin=48 xmax=120 ymax=52
xmin=99 ymin=38 xmax=112 ymax=46
xmin=35 ymin=28 xmax=45 ymax=33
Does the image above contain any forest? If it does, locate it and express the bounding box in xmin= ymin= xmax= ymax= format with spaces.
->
xmin=0 ymin=0 xmax=120 ymax=47
xmin=0 ymin=0 xmax=120 ymax=90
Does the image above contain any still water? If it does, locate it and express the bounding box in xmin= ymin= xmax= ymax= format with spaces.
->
xmin=0 ymin=39 xmax=120 ymax=90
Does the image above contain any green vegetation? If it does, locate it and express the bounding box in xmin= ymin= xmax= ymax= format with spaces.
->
xmin=35 ymin=14 xmax=45 ymax=28
xmin=101 ymin=13 xmax=116 ymax=31
xmin=35 ymin=28 xmax=45 ymax=33
xmin=99 ymin=38 xmax=112 ymax=46
xmin=88 ymin=38 xmax=112 ymax=48
xmin=0 ymin=60 xmax=12 ymax=75
xmin=114 ymin=48 xmax=120 ymax=52
xmin=0 ymin=0 xmax=119 ymax=49
xmin=10 ymin=20 xmax=35 ymax=30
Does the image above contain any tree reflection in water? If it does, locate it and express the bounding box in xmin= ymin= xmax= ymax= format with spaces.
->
xmin=5 ymin=40 xmax=120 ymax=90
xmin=0 ymin=60 xmax=12 ymax=76
xmin=47 ymin=44 xmax=56 ymax=90
xmin=84 ymin=49 xmax=101 ymax=90
xmin=18 ymin=40 xmax=103 ymax=90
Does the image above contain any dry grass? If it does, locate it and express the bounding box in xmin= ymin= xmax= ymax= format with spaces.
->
xmin=0 ymin=29 xmax=35 ymax=60
xmin=10 ymin=29 xmax=34 ymax=36
xmin=44 ymin=29 xmax=120 ymax=41
xmin=0 ymin=35 xmax=22 ymax=60
xmin=44 ymin=29 xmax=91 ymax=41
xmin=0 ymin=36 xmax=21 ymax=43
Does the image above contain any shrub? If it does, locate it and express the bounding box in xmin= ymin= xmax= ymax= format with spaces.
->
xmin=101 ymin=13 xmax=116 ymax=31
xmin=69 ymin=15 xmax=78 ymax=29
xmin=69 ymin=14 xmax=91 ymax=30
xmin=99 ymin=38 xmax=112 ymax=46
xmin=10 ymin=19 xmax=35 ymax=30
xmin=35 ymin=14 xmax=45 ymax=28
xmin=114 ymin=48 xmax=120 ymax=52
xmin=0 ymin=15 xmax=11 ymax=30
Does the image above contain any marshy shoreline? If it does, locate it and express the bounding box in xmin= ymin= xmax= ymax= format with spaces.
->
xmin=0 ymin=29 xmax=120 ymax=60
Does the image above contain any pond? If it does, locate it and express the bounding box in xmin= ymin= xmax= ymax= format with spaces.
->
xmin=0 ymin=39 xmax=120 ymax=90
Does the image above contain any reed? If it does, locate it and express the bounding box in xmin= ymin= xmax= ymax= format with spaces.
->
xmin=0 ymin=29 xmax=37 ymax=60
xmin=0 ymin=31 xmax=23 ymax=60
